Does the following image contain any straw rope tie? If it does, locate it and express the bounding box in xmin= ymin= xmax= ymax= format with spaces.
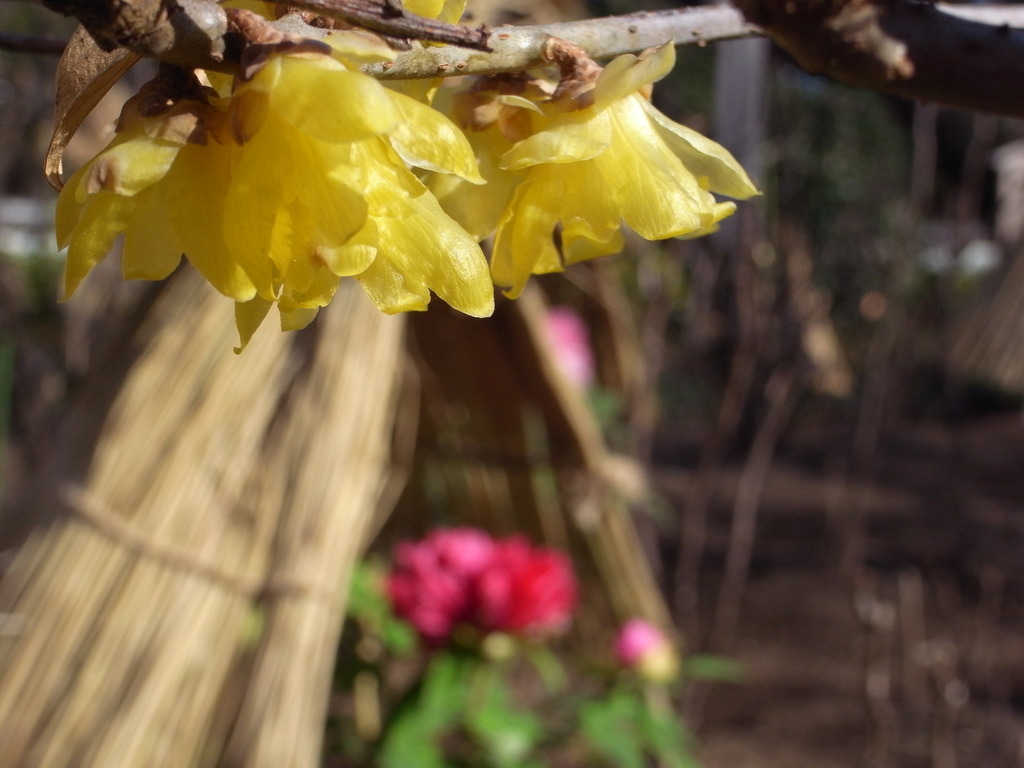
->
xmin=60 ymin=485 xmax=339 ymax=604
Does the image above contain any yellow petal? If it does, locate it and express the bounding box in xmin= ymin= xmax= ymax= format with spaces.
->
xmin=325 ymin=31 xmax=399 ymax=64
xmin=63 ymin=192 xmax=133 ymax=297
xmin=221 ymin=1 xmax=276 ymax=15
xmin=383 ymin=77 xmax=439 ymax=105
xmin=402 ymin=0 xmax=445 ymax=19
xmin=497 ymin=94 xmax=544 ymax=113
xmin=295 ymin=141 xmax=372 ymax=274
xmin=122 ymin=187 xmax=184 ymax=280
xmin=279 ymin=265 xmax=341 ymax=311
xmin=560 ymin=215 xmax=625 ymax=266
xmin=317 ymin=217 xmax=379 ymax=277
xmin=277 ymin=266 xmax=340 ymax=335
xmin=437 ymin=0 xmax=467 ymax=23
xmin=429 ymin=126 xmax=519 ymax=240
xmin=598 ymin=99 xmax=711 ymax=238
xmin=387 ymin=90 xmax=484 ymax=183
xmin=276 ymin=266 xmax=339 ymax=335
xmin=593 ymin=44 xmax=675 ymax=110
xmin=270 ymin=56 xmax=398 ymax=143
xmin=490 ymin=179 xmax=564 ymax=298
xmin=357 ymin=156 xmax=492 ymax=317
xmin=678 ymin=201 xmax=737 ymax=239
xmin=279 ymin=305 xmax=320 ymax=332
xmin=500 ymin=112 xmax=611 ymax=170
xmin=491 ymin=91 xmax=737 ymax=297
xmin=562 ymin=226 xmax=625 ymax=266
xmin=79 ymin=131 xmax=180 ymax=198
xmin=225 ymin=122 xmax=368 ymax=290
xmin=230 ymin=88 xmax=271 ymax=144
xmin=493 ymin=167 xmax=623 ymax=282
xmin=164 ymin=142 xmax=264 ymax=301
xmin=55 ymin=162 xmax=91 ymax=248
xmin=234 ymin=296 xmax=273 ymax=353
xmin=400 ymin=0 xmax=466 ymax=25
xmin=639 ymin=98 xmax=760 ymax=200
xmin=203 ymin=70 xmax=233 ymax=97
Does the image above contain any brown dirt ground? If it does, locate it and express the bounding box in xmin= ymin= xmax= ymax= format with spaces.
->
xmin=655 ymin=412 xmax=1024 ymax=768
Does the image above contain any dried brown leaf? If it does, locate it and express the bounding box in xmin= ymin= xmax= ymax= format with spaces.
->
xmin=46 ymin=26 xmax=139 ymax=191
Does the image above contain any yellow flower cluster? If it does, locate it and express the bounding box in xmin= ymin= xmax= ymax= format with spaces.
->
xmin=55 ymin=4 xmax=757 ymax=348
xmin=58 ymin=29 xmax=491 ymax=348
xmin=431 ymin=42 xmax=759 ymax=297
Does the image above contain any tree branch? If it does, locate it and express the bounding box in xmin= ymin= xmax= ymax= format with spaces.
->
xmin=41 ymin=0 xmax=228 ymax=70
xmin=938 ymin=3 xmax=1024 ymax=28
xmin=363 ymin=4 xmax=756 ymax=79
xmin=0 ymin=32 xmax=65 ymax=55
xmin=732 ymin=0 xmax=1024 ymax=118
xmin=284 ymin=0 xmax=490 ymax=49
xmin=34 ymin=0 xmax=1024 ymax=119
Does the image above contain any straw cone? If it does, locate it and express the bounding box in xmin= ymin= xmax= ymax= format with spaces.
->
xmin=218 ymin=282 xmax=404 ymax=768
xmin=398 ymin=283 xmax=670 ymax=638
xmin=0 ymin=272 xmax=404 ymax=768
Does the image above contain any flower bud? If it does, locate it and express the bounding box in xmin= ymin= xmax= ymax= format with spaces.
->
xmin=614 ymin=619 xmax=679 ymax=683
xmin=546 ymin=306 xmax=595 ymax=388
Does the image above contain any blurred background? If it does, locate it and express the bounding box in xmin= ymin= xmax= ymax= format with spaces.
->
xmin=3 ymin=1 xmax=1024 ymax=766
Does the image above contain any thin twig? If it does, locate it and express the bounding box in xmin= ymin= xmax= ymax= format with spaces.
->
xmin=733 ymin=0 xmax=1024 ymax=118
xmin=364 ymin=4 xmax=758 ymax=79
xmin=938 ymin=3 xmax=1024 ymax=27
xmin=285 ymin=0 xmax=489 ymax=49
xmin=0 ymin=32 xmax=64 ymax=55
xmin=708 ymin=366 xmax=799 ymax=653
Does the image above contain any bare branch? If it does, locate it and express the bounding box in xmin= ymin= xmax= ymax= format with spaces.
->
xmin=284 ymin=0 xmax=490 ymax=49
xmin=732 ymin=0 xmax=1024 ymax=118
xmin=40 ymin=0 xmax=229 ymax=70
xmin=364 ymin=4 xmax=757 ymax=79
xmin=32 ymin=0 xmax=1024 ymax=120
xmin=938 ymin=3 xmax=1024 ymax=27
xmin=0 ymin=32 xmax=64 ymax=55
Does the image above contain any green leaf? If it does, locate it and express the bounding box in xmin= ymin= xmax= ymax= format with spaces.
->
xmin=346 ymin=559 xmax=417 ymax=655
xmin=419 ymin=652 xmax=475 ymax=727
xmin=525 ymin=647 xmax=568 ymax=694
xmin=588 ymin=387 xmax=625 ymax=429
xmin=378 ymin=653 xmax=475 ymax=768
xmin=466 ymin=678 xmax=541 ymax=768
xmin=639 ymin=705 xmax=700 ymax=768
xmin=580 ymin=692 xmax=646 ymax=768
xmin=346 ymin=560 xmax=389 ymax=623
xmin=378 ymin=714 xmax=448 ymax=768
xmin=684 ymin=654 xmax=744 ymax=683
xmin=381 ymin=616 xmax=417 ymax=655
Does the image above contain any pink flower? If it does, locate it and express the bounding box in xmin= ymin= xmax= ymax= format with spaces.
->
xmin=387 ymin=528 xmax=577 ymax=645
xmin=614 ymin=619 xmax=679 ymax=682
xmin=546 ymin=306 xmax=596 ymax=388
xmin=475 ymin=536 xmax=577 ymax=637
xmin=387 ymin=528 xmax=496 ymax=644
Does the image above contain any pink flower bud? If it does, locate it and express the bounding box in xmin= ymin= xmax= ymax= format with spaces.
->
xmin=614 ymin=619 xmax=679 ymax=682
xmin=546 ymin=306 xmax=596 ymax=388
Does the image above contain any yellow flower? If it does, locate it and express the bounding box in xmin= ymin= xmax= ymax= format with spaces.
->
xmin=220 ymin=0 xmax=278 ymax=15
xmin=403 ymin=0 xmax=467 ymax=24
xmin=433 ymin=44 xmax=759 ymax=298
xmin=56 ymin=87 xmax=262 ymax=302
xmin=430 ymin=82 xmax=546 ymax=241
xmin=57 ymin=29 xmax=492 ymax=350
xmin=225 ymin=35 xmax=492 ymax=342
